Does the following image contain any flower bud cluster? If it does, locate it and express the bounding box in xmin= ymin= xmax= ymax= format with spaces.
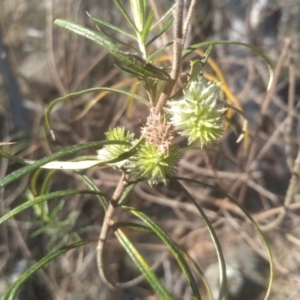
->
xmin=97 ymin=125 xmax=181 ymax=186
xmin=97 ymin=77 xmax=225 ymax=185
xmin=165 ymin=77 xmax=226 ymax=148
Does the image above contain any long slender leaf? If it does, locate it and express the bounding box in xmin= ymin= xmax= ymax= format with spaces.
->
xmin=180 ymin=249 xmax=214 ymax=300
xmin=96 ymin=25 xmax=140 ymax=53
xmin=44 ymin=87 xmax=148 ymax=134
xmin=170 ymin=178 xmax=228 ymax=300
xmin=0 ymin=138 xmax=143 ymax=172
xmin=141 ymin=10 xmax=154 ymax=44
xmin=30 ymin=168 xmax=43 ymax=196
xmin=124 ymin=206 xmax=201 ymax=300
xmin=1 ymin=240 xmax=92 ymax=300
xmin=113 ymin=0 xmax=138 ymax=32
xmin=148 ymin=41 xmax=173 ymax=61
xmin=183 ymin=40 xmax=273 ymax=91
xmin=115 ymin=229 xmax=174 ymax=299
xmin=76 ymin=173 xmax=108 ymax=210
xmin=113 ymin=221 xmax=153 ymax=233
xmin=87 ymin=12 xmax=136 ymax=40
xmin=174 ymin=176 xmax=274 ymax=300
xmin=0 ymin=141 xmax=127 ymax=189
xmin=130 ymin=0 xmax=145 ymax=31
xmin=147 ymin=18 xmax=173 ymax=47
xmin=114 ymin=220 xmax=213 ymax=300
xmin=119 ymin=181 xmax=137 ymax=204
xmin=150 ymin=4 xmax=174 ymax=31
xmin=55 ymin=20 xmax=170 ymax=81
xmin=0 ymin=190 xmax=104 ymax=224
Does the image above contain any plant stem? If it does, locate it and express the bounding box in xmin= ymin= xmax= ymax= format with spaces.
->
xmin=182 ymin=0 xmax=197 ymax=45
xmin=154 ymin=0 xmax=184 ymax=115
xmin=97 ymin=171 xmax=130 ymax=287
xmin=155 ymin=0 xmax=197 ymax=115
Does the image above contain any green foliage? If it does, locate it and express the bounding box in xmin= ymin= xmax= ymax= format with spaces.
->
xmin=0 ymin=1 xmax=274 ymax=299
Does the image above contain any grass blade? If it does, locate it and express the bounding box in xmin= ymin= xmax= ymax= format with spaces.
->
xmin=174 ymin=176 xmax=274 ymax=300
xmin=170 ymin=178 xmax=228 ymax=300
xmin=0 ymin=141 xmax=127 ymax=189
xmin=124 ymin=205 xmax=202 ymax=300
xmin=0 ymin=190 xmax=104 ymax=224
xmin=44 ymin=87 xmax=148 ymax=134
xmin=87 ymin=12 xmax=136 ymax=40
xmin=183 ymin=40 xmax=273 ymax=91
xmin=115 ymin=229 xmax=174 ymax=299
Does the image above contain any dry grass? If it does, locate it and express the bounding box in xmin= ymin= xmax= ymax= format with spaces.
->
xmin=0 ymin=0 xmax=300 ymax=299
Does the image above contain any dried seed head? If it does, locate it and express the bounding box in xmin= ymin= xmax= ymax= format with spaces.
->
xmin=141 ymin=109 xmax=174 ymax=154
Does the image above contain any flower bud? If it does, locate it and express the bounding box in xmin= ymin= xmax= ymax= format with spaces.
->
xmin=129 ymin=142 xmax=182 ymax=186
xmin=97 ymin=127 xmax=135 ymax=168
xmin=165 ymin=77 xmax=226 ymax=147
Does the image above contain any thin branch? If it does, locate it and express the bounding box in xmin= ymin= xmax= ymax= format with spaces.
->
xmin=259 ymin=148 xmax=300 ymax=231
xmin=182 ymin=0 xmax=198 ymax=46
xmin=260 ymin=38 xmax=291 ymax=117
xmin=285 ymin=39 xmax=295 ymax=171
xmin=154 ymin=0 xmax=184 ymax=114
xmin=97 ymin=171 xmax=129 ymax=288
xmin=246 ymin=39 xmax=291 ymax=168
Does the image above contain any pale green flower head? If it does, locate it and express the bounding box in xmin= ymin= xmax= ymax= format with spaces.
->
xmin=97 ymin=127 xmax=135 ymax=169
xmin=165 ymin=77 xmax=227 ymax=147
xmin=130 ymin=142 xmax=182 ymax=186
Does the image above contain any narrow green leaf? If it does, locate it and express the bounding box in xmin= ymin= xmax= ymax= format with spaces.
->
xmin=115 ymin=229 xmax=174 ymax=299
xmin=0 ymin=141 xmax=127 ymax=189
xmin=1 ymin=240 xmax=92 ymax=300
xmin=147 ymin=18 xmax=173 ymax=47
xmin=0 ymin=147 xmax=31 ymax=165
xmin=54 ymin=20 xmax=127 ymax=70
xmin=86 ymin=12 xmax=136 ymax=40
xmin=150 ymin=4 xmax=175 ymax=31
xmin=148 ymin=41 xmax=173 ymax=61
xmin=115 ymin=52 xmax=171 ymax=80
xmin=0 ymin=139 xmax=144 ymax=173
xmin=44 ymin=87 xmax=148 ymax=133
xmin=113 ymin=0 xmax=138 ymax=32
xmin=96 ymin=25 xmax=140 ymax=52
xmin=170 ymin=178 xmax=228 ymax=300
xmin=124 ymin=206 xmax=201 ymax=300
xmin=55 ymin=19 xmax=119 ymax=52
xmin=116 ymin=180 xmax=138 ymax=206
xmin=30 ymin=168 xmax=43 ymax=196
xmin=54 ymin=20 xmax=169 ymax=80
xmin=130 ymin=0 xmax=145 ymax=32
xmin=0 ymin=190 xmax=105 ymax=224
xmin=174 ymin=176 xmax=274 ymax=300
xmin=113 ymin=222 xmax=153 ymax=233
xmin=183 ymin=40 xmax=273 ymax=91
xmin=141 ymin=10 xmax=154 ymax=44
xmin=180 ymin=250 xmax=214 ymax=300
xmin=76 ymin=173 xmax=108 ymax=210
xmin=39 ymin=170 xmax=57 ymax=214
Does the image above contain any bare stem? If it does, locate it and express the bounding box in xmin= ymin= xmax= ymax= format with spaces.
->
xmin=97 ymin=171 xmax=130 ymax=287
xmin=285 ymin=39 xmax=295 ymax=171
xmin=154 ymin=0 xmax=184 ymax=114
xmin=182 ymin=0 xmax=198 ymax=46
xmin=154 ymin=0 xmax=198 ymax=115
